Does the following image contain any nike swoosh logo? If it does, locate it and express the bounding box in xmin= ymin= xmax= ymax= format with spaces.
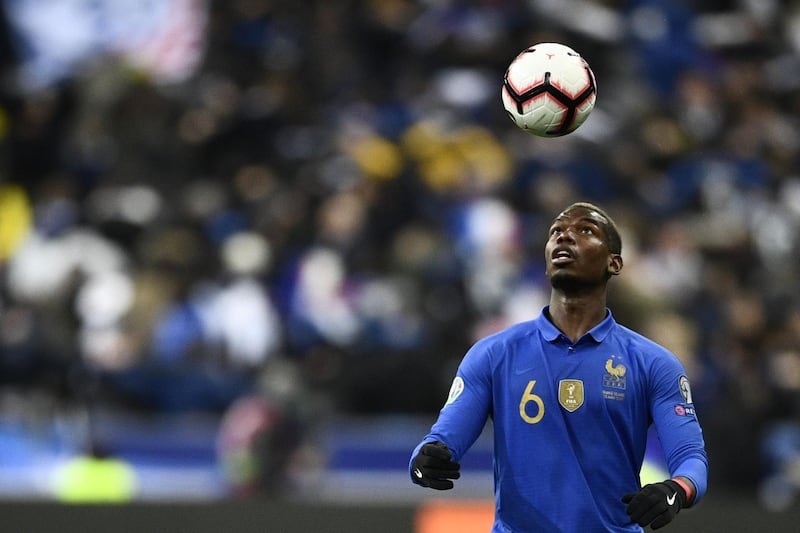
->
xmin=515 ymin=367 xmax=535 ymax=375
xmin=413 ymin=468 xmax=423 ymax=479
xmin=667 ymin=492 xmax=676 ymax=506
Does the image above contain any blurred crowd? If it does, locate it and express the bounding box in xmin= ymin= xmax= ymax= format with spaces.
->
xmin=1 ymin=0 xmax=800 ymax=506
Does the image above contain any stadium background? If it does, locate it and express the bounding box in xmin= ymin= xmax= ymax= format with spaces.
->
xmin=1 ymin=0 xmax=800 ymax=530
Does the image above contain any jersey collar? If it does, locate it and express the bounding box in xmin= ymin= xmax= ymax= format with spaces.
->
xmin=538 ymin=305 xmax=616 ymax=343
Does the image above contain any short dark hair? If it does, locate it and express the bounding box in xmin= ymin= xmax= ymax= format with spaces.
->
xmin=560 ymin=202 xmax=622 ymax=255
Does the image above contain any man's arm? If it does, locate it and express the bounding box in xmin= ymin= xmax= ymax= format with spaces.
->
xmin=623 ymin=353 xmax=708 ymax=529
xmin=409 ymin=339 xmax=494 ymax=488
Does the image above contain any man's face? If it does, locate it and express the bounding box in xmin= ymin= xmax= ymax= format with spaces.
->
xmin=544 ymin=207 xmax=620 ymax=289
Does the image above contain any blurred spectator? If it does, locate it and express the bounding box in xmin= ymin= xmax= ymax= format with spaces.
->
xmin=216 ymin=359 xmax=313 ymax=497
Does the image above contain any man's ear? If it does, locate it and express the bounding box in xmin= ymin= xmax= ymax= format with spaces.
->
xmin=608 ymin=254 xmax=623 ymax=276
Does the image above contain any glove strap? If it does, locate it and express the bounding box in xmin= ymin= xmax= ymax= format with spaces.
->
xmin=670 ymin=477 xmax=694 ymax=505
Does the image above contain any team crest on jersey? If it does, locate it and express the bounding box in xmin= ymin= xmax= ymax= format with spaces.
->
xmin=444 ymin=376 xmax=464 ymax=406
xmin=602 ymin=356 xmax=627 ymax=390
xmin=602 ymin=355 xmax=626 ymax=401
xmin=559 ymin=380 xmax=584 ymax=412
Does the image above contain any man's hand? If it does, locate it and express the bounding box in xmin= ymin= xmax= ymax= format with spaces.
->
xmin=410 ymin=441 xmax=461 ymax=490
xmin=622 ymin=480 xmax=687 ymax=530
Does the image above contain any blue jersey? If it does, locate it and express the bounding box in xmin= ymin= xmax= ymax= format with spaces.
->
xmin=411 ymin=307 xmax=708 ymax=533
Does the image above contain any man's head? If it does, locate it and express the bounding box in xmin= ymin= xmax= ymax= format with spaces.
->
xmin=559 ymin=202 xmax=622 ymax=254
xmin=545 ymin=202 xmax=623 ymax=291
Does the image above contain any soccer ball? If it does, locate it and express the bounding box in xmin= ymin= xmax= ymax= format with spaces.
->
xmin=501 ymin=42 xmax=596 ymax=137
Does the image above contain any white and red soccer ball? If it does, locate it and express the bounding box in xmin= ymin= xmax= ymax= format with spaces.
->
xmin=501 ymin=42 xmax=597 ymax=137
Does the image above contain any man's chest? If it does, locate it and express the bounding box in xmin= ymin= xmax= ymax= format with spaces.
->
xmin=498 ymin=347 xmax=639 ymax=423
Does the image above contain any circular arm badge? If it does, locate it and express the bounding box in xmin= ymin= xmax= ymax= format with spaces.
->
xmin=444 ymin=376 xmax=464 ymax=406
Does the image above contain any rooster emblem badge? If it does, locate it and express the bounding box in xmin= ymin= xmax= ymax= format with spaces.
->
xmin=605 ymin=358 xmax=626 ymax=379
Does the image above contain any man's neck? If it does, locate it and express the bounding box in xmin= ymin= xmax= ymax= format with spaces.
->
xmin=547 ymin=289 xmax=608 ymax=343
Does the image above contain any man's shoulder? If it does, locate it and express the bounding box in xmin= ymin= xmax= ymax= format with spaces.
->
xmin=611 ymin=322 xmax=675 ymax=358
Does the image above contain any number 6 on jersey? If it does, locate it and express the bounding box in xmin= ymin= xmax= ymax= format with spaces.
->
xmin=519 ymin=380 xmax=545 ymax=424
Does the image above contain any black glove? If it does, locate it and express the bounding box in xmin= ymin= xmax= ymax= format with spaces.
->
xmin=622 ymin=480 xmax=686 ymax=530
xmin=410 ymin=441 xmax=461 ymax=490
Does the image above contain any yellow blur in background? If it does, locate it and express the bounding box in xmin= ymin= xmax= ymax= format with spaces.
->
xmin=53 ymin=452 xmax=138 ymax=504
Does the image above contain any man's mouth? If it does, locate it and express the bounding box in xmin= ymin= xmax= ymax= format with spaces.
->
xmin=551 ymin=248 xmax=574 ymax=265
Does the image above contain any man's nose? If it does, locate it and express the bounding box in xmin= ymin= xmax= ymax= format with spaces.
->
xmin=556 ymin=229 xmax=576 ymax=243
